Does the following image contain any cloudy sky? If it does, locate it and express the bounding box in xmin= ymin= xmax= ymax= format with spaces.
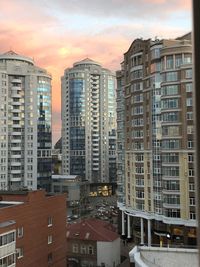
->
xmin=0 ymin=0 xmax=192 ymax=144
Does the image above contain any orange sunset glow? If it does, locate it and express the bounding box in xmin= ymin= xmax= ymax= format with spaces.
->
xmin=0 ymin=0 xmax=192 ymax=144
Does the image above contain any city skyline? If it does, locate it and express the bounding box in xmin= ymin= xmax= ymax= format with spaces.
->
xmin=0 ymin=0 xmax=192 ymax=143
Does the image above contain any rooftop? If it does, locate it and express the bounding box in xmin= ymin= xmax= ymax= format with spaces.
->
xmin=66 ymin=218 xmax=119 ymax=242
xmin=0 ymin=50 xmax=34 ymax=65
xmin=0 ymin=201 xmax=23 ymax=209
xmin=52 ymin=174 xmax=80 ymax=180
xmin=73 ymin=57 xmax=101 ymax=67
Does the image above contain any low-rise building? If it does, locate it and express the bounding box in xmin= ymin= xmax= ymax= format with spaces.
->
xmin=66 ymin=219 xmax=120 ymax=267
xmin=0 ymin=190 xmax=66 ymax=267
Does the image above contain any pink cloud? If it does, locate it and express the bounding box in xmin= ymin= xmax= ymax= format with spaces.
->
xmin=0 ymin=0 xmax=191 ymax=144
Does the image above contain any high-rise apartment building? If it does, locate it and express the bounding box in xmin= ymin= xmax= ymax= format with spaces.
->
xmin=0 ymin=51 xmax=52 ymax=191
xmin=116 ymin=66 xmax=126 ymax=204
xmin=61 ymin=58 xmax=116 ymax=184
xmin=117 ymin=33 xmax=196 ymax=246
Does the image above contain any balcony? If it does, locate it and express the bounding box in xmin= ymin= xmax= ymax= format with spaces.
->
xmin=11 ymin=131 xmax=22 ymax=136
xmin=10 ymin=146 xmax=21 ymax=151
xmin=162 ymin=189 xmax=180 ymax=195
xmin=10 ymin=177 xmax=21 ymax=182
xmin=12 ymin=78 xmax=21 ymax=83
xmin=11 ymin=93 xmax=21 ymax=98
xmin=10 ymin=169 xmax=21 ymax=174
xmin=163 ymin=203 xmax=180 ymax=209
xmin=11 ymin=139 xmax=21 ymax=143
xmin=10 ymin=154 xmax=21 ymax=159
xmin=0 ymin=241 xmax=16 ymax=259
xmin=11 ymin=101 xmax=21 ymax=106
xmin=10 ymin=161 xmax=21 ymax=167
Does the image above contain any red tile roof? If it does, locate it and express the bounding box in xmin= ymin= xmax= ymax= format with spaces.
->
xmin=66 ymin=219 xmax=119 ymax=242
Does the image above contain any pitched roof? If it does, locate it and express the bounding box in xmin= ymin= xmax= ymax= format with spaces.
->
xmin=66 ymin=218 xmax=119 ymax=242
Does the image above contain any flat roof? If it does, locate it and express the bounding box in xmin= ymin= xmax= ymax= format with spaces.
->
xmin=0 ymin=201 xmax=23 ymax=208
xmin=0 ymin=220 xmax=16 ymax=228
xmin=52 ymin=175 xmax=80 ymax=180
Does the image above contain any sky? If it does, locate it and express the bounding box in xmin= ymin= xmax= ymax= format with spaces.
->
xmin=0 ymin=0 xmax=192 ymax=144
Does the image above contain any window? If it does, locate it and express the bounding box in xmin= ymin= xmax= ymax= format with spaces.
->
xmin=188 ymin=154 xmax=194 ymax=162
xmin=185 ymin=69 xmax=192 ymax=79
xmin=175 ymin=54 xmax=182 ymax=67
xmin=17 ymin=227 xmax=23 ymax=238
xmin=187 ymin=112 xmax=193 ymax=120
xmin=183 ymin=53 xmax=192 ymax=64
xmin=164 ymin=195 xmax=180 ymax=205
xmin=164 ymin=180 xmax=180 ymax=191
xmin=163 ymin=167 xmax=179 ymax=176
xmin=166 ymin=55 xmax=173 ymax=69
xmin=161 ymin=98 xmax=179 ymax=109
xmin=48 ymin=253 xmax=53 ymax=264
xmin=16 ymin=247 xmax=24 ymax=259
xmin=88 ymin=245 xmax=94 ymax=255
xmin=188 ymin=140 xmax=194 ymax=149
xmin=72 ymin=244 xmax=79 ymax=253
xmin=162 ymin=85 xmax=178 ymax=95
xmin=189 ymin=183 xmax=195 ymax=191
xmin=81 ymin=245 xmax=87 ymax=254
xmin=48 ymin=235 xmax=52 ymax=244
xmin=186 ymin=83 xmax=193 ymax=92
xmin=186 ymin=98 xmax=193 ymax=107
xmin=0 ymin=231 xmax=15 ymax=246
xmin=136 ymin=190 xmax=144 ymax=199
xmin=190 ymin=212 xmax=196 ymax=220
xmin=48 ymin=217 xmax=53 ymax=227
xmin=0 ymin=254 xmax=15 ymax=266
xmin=162 ymin=71 xmax=178 ymax=82
xmin=190 ymin=197 xmax=195 ymax=206
xmin=188 ymin=168 xmax=194 ymax=177
xmin=187 ymin=126 xmax=194 ymax=134
xmin=165 ymin=209 xmax=180 ymax=218
xmin=162 ymin=140 xmax=180 ymax=149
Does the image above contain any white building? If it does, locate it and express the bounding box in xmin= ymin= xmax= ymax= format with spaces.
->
xmin=61 ymin=58 xmax=116 ymax=183
xmin=0 ymin=51 xmax=52 ymax=191
xmin=66 ymin=218 xmax=120 ymax=267
xmin=129 ymin=246 xmax=198 ymax=267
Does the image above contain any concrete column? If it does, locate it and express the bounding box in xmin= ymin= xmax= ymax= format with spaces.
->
xmin=147 ymin=219 xmax=151 ymax=246
xmin=121 ymin=211 xmax=125 ymax=236
xmin=140 ymin=217 xmax=144 ymax=244
xmin=127 ymin=214 xmax=131 ymax=239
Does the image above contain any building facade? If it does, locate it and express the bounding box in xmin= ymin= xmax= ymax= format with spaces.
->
xmin=61 ymin=58 xmax=116 ymax=183
xmin=117 ymin=33 xmax=196 ymax=246
xmin=66 ymin=219 xmax=120 ymax=267
xmin=0 ymin=190 xmax=66 ymax=267
xmin=0 ymin=51 xmax=52 ymax=191
xmin=116 ymin=66 xmax=126 ymax=204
